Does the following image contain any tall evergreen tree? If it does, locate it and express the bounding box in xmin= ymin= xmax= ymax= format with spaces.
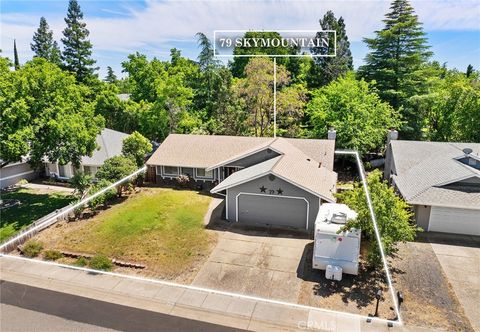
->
xmin=13 ymin=39 xmax=20 ymax=70
xmin=31 ymin=17 xmax=60 ymax=65
xmin=308 ymin=11 xmax=353 ymax=88
xmin=466 ymin=64 xmax=474 ymax=78
xmin=105 ymin=66 xmax=118 ymax=84
xmin=61 ymin=0 xmax=98 ymax=83
xmin=358 ymin=0 xmax=432 ymax=138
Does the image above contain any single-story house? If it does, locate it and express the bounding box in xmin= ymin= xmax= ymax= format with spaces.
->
xmin=384 ymin=134 xmax=480 ymax=235
xmin=146 ymin=134 xmax=338 ymax=232
xmin=0 ymin=157 xmax=39 ymax=189
xmin=45 ymin=128 xmax=129 ymax=180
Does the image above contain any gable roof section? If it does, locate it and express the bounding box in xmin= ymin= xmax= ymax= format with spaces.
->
xmin=390 ymin=140 xmax=480 ymax=209
xmin=146 ymin=134 xmax=335 ymax=171
xmin=81 ymin=128 xmax=129 ymax=166
xmin=211 ymin=138 xmax=337 ymax=202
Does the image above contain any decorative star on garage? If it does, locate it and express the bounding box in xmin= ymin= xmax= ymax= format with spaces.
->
xmin=259 ymin=185 xmax=267 ymax=193
xmin=277 ymin=188 xmax=283 ymax=195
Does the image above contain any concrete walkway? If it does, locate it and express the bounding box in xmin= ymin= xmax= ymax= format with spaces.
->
xmin=22 ymin=182 xmax=75 ymax=193
xmin=431 ymin=242 xmax=480 ymax=332
xmin=0 ymin=255 xmax=429 ymax=332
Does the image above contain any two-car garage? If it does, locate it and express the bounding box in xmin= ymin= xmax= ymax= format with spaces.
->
xmin=428 ymin=206 xmax=480 ymax=235
xmin=236 ymin=193 xmax=309 ymax=229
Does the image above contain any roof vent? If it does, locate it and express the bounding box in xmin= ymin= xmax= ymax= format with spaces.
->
xmin=463 ymin=148 xmax=473 ymax=155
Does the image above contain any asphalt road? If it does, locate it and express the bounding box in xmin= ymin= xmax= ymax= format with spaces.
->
xmin=0 ymin=281 xmax=245 ymax=332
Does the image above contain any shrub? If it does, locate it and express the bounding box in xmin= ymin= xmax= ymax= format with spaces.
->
xmin=22 ymin=240 xmax=44 ymax=258
xmin=74 ymin=256 xmax=88 ymax=267
xmin=88 ymin=179 xmax=116 ymax=210
xmin=88 ymin=254 xmax=113 ymax=271
xmin=43 ymin=249 xmax=63 ymax=261
xmin=176 ymin=174 xmax=190 ymax=186
xmin=17 ymin=178 xmax=28 ymax=185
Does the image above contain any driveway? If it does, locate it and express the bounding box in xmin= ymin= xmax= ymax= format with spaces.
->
xmin=427 ymin=233 xmax=480 ymax=332
xmin=193 ymin=229 xmax=310 ymax=303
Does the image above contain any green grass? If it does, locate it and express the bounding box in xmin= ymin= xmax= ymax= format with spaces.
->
xmin=0 ymin=188 xmax=75 ymax=242
xmin=57 ymin=188 xmax=212 ymax=276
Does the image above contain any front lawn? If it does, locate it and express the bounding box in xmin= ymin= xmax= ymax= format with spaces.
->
xmin=47 ymin=188 xmax=213 ymax=278
xmin=0 ymin=188 xmax=75 ymax=242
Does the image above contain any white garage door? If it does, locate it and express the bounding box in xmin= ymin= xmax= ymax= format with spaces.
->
xmin=429 ymin=206 xmax=480 ymax=235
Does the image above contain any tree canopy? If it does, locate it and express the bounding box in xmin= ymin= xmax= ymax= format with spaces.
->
xmin=122 ymin=131 xmax=152 ymax=167
xmin=31 ymin=17 xmax=62 ymax=66
xmin=61 ymin=0 xmax=98 ymax=83
xmin=0 ymin=58 xmax=104 ymax=168
xmin=337 ymin=169 xmax=418 ymax=266
xmin=309 ymin=11 xmax=353 ymax=88
xmin=307 ymin=73 xmax=401 ymax=154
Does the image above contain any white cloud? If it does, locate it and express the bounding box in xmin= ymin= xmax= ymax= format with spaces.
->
xmin=1 ymin=0 xmax=478 ymax=65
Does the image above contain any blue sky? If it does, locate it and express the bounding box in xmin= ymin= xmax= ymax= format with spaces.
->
xmin=1 ymin=0 xmax=479 ymax=78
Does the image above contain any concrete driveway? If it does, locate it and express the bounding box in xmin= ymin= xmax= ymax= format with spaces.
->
xmin=428 ymin=234 xmax=480 ymax=332
xmin=193 ymin=229 xmax=310 ymax=303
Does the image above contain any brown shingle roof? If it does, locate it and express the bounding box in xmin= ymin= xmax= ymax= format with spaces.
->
xmin=146 ymin=134 xmax=335 ymax=171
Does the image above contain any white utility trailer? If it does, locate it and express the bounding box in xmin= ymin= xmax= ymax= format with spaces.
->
xmin=312 ymin=203 xmax=360 ymax=279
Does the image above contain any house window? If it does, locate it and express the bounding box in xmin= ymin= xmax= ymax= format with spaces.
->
xmin=196 ymin=168 xmax=213 ymax=178
xmin=83 ymin=165 xmax=97 ymax=176
xmin=163 ymin=166 xmax=179 ymax=175
xmin=58 ymin=164 xmax=70 ymax=178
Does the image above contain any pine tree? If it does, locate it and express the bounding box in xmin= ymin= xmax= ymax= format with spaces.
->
xmin=308 ymin=11 xmax=353 ymax=88
xmin=105 ymin=66 xmax=118 ymax=84
xmin=31 ymin=17 xmax=62 ymax=67
xmin=358 ymin=0 xmax=432 ymax=138
xmin=13 ymin=39 xmax=20 ymax=70
xmin=50 ymin=41 xmax=62 ymax=67
xmin=466 ymin=64 xmax=474 ymax=78
xmin=61 ymin=0 xmax=98 ymax=82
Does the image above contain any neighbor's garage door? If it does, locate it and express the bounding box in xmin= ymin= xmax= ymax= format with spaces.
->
xmin=237 ymin=194 xmax=308 ymax=229
xmin=429 ymin=206 xmax=480 ymax=235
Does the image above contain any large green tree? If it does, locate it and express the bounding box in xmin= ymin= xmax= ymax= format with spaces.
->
xmin=234 ymin=57 xmax=289 ymax=137
xmin=337 ymin=170 xmax=417 ymax=267
xmin=308 ymin=11 xmax=353 ymax=88
xmin=307 ymin=73 xmax=401 ymax=155
xmin=411 ymin=66 xmax=480 ymax=142
xmin=61 ymin=0 xmax=98 ymax=83
xmin=358 ymin=0 xmax=432 ymax=139
xmin=31 ymin=17 xmax=62 ymax=66
xmin=0 ymin=58 xmax=104 ymax=168
xmin=230 ymin=31 xmax=297 ymax=78
xmin=122 ymin=131 xmax=152 ymax=167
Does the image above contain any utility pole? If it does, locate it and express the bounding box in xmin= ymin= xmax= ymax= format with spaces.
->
xmin=273 ymin=57 xmax=277 ymax=138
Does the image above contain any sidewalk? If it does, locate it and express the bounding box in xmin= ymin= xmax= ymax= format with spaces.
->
xmin=0 ymin=255 xmax=422 ymax=332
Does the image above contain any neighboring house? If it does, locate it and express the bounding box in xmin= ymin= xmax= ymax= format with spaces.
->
xmin=0 ymin=157 xmax=39 ymax=189
xmin=384 ymin=133 xmax=480 ymax=235
xmin=146 ymin=134 xmax=338 ymax=232
xmin=45 ymin=128 xmax=129 ymax=180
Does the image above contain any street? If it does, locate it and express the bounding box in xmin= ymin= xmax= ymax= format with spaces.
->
xmin=0 ymin=281 xmax=244 ymax=332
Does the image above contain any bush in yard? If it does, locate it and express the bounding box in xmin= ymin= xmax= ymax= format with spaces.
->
xmin=74 ymin=256 xmax=88 ymax=267
xmin=176 ymin=174 xmax=190 ymax=187
xmin=88 ymin=179 xmax=116 ymax=210
xmin=88 ymin=254 xmax=113 ymax=271
xmin=336 ymin=169 xmax=419 ymax=267
xmin=122 ymin=131 xmax=152 ymax=167
xmin=96 ymin=156 xmax=137 ymax=197
xmin=71 ymin=172 xmax=93 ymax=199
xmin=43 ymin=249 xmax=63 ymax=261
xmin=22 ymin=240 xmax=44 ymax=258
